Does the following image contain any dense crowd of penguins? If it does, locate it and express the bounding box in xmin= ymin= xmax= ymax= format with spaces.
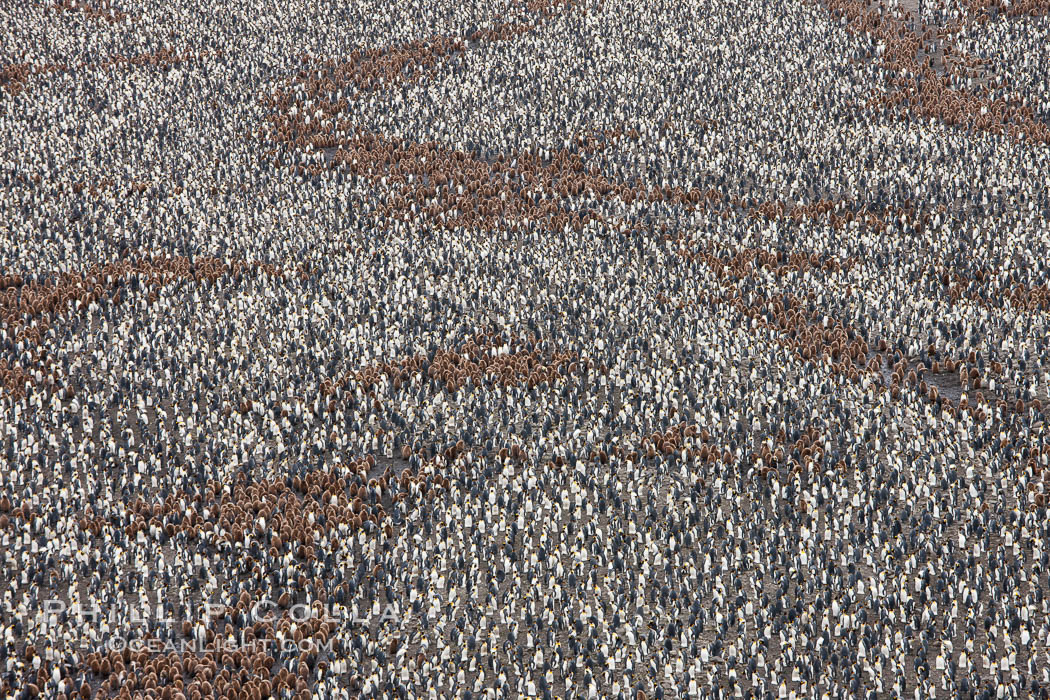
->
xmin=2 ymin=0 xmax=1050 ymax=697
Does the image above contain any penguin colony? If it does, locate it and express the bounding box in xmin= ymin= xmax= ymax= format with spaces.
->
xmin=2 ymin=0 xmax=1050 ymax=697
